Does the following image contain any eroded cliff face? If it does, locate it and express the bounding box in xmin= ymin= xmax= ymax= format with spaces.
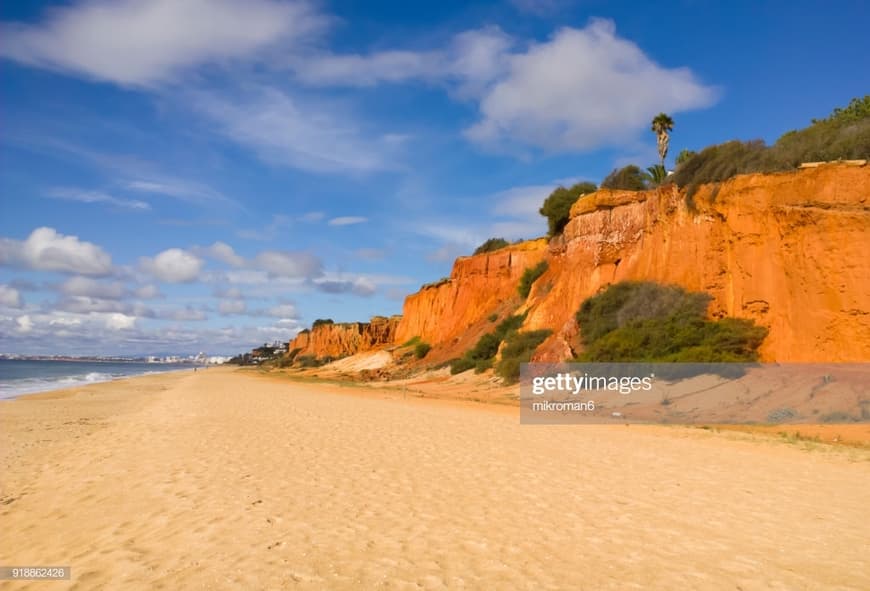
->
xmin=393 ymin=239 xmax=549 ymax=346
xmin=524 ymin=163 xmax=870 ymax=362
xmin=294 ymin=164 xmax=869 ymax=364
xmin=288 ymin=315 xmax=401 ymax=359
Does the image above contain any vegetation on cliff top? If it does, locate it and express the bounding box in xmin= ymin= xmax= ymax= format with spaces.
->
xmin=539 ymin=181 xmax=598 ymax=236
xmin=672 ymin=95 xmax=869 ymax=194
xmin=575 ymin=282 xmax=768 ymax=362
xmin=474 ymin=237 xmax=510 ymax=255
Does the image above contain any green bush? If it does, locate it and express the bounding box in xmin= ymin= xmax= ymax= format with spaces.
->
xmin=297 ymin=355 xmax=323 ymax=368
xmin=450 ymin=313 xmax=528 ymax=374
xmin=495 ymin=329 xmax=552 ymax=383
xmin=312 ymin=318 xmax=334 ymax=328
xmin=449 ymin=357 xmax=476 ymax=374
xmin=474 ymin=358 xmax=493 ymax=373
xmin=414 ymin=342 xmax=431 ymax=359
xmin=474 ymin=238 xmax=510 ymax=255
xmin=401 ymin=335 xmax=422 ymax=347
xmin=601 ymin=164 xmax=650 ymax=190
xmin=539 ymin=182 xmax=597 ymax=236
xmin=518 ymin=261 xmax=548 ymax=298
xmin=575 ymin=282 xmax=767 ymax=362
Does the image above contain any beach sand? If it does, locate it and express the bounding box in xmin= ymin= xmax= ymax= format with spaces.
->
xmin=1 ymin=367 xmax=868 ymax=590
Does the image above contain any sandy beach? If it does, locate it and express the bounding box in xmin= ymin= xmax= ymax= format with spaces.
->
xmin=1 ymin=367 xmax=868 ymax=590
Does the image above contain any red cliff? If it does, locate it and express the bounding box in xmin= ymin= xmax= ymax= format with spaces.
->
xmin=287 ymin=315 xmax=401 ymax=359
xmin=293 ymin=164 xmax=870 ymax=364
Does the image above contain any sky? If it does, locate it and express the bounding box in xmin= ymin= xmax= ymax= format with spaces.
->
xmin=1 ymin=0 xmax=867 ymax=356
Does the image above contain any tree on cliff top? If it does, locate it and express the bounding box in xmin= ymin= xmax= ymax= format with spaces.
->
xmin=651 ymin=113 xmax=674 ymax=169
xmin=601 ymin=165 xmax=650 ymax=191
xmin=539 ymin=181 xmax=597 ymax=236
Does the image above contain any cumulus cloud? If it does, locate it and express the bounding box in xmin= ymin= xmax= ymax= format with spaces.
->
xmin=267 ymin=303 xmax=298 ymax=318
xmin=134 ymin=284 xmax=162 ymax=299
xmin=0 ymin=227 xmax=113 ymax=276
xmin=465 ymin=20 xmax=718 ymax=151
xmin=47 ymin=187 xmax=150 ymax=210
xmin=290 ymin=19 xmax=715 ymax=153
xmin=218 ymin=299 xmax=246 ymax=315
xmin=60 ymin=276 xmax=126 ymax=299
xmin=140 ymin=248 xmax=203 ymax=283
xmin=327 ymin=216 xmax=368 ymax=226
xmin=59 ymin=296 xmax=128 ymax=314
xmin=254 ymin=250 xmax=322 ymax=279
xmin=0 ymin=0 xmax=326 ymax=87
xmin=313 ymin=277 xmax=376 ymax=297
xmin=158 ymin=307 xmax=207 ymax=321
xmin=0 ymin=284 xmax=23 ymax=308
xmin=196 ymin=241 xmax=245 ymax=267
xmin=105 ymin=313 xmax=136 ymax=330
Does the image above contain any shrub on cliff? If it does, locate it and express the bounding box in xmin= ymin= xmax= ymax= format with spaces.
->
xmin=601 ymin=165 xmax=650 ymax=191
xmin=474 ymin=238 xmax=510 ymax=255
xmin=518 ymin=261 xmax=548 ymax=299
xmin=312 ymin=318 xmax=334 ymax=328
xmin=539 ymin=181 xmax=598 ymax=236
xmin=495 ymin=329 xmax=552 ymax=383
xmin=450 ymin=313 xmax=528 ymax=374
xmin=575 ymin=282 xmax=767 ymax=362
xmin=414 ymin=342 xmax=431 ymax=359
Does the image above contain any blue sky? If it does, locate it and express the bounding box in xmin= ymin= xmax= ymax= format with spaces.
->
xmin=0 ymin=0 xmax=867 ymax=356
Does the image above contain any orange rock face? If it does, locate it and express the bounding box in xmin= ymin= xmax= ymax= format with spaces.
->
xmin=287 ymin=316 xmax=401 ymax=359
xmin=526 ymin=164 xmax=870 ymax=362
xmin=296 ymin=165 xmax=869 ymax=364
xmin=393 ymin=239 xmax=549 ymax=346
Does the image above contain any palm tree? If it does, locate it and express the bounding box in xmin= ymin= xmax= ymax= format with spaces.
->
xmin=646 ymin=164 xmax=667 ymax=185
xmin=651 ymin=113 xmax=674 ymax=169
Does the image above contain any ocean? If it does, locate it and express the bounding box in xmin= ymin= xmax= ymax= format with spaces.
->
xmin=0 ymin=359 xmax=192 ymax=399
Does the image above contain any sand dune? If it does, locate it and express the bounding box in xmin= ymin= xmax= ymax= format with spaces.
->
xmin=1 ymin=367 xmax=868 ymax=590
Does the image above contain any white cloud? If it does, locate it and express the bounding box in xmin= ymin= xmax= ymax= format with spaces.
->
xmin=290 ymin=19 xmax=715 ymax=154
xmin=0 ymin=227 xmax=113 ymax=276
xmin=105 ymin=313 xmax=136 ymax=330
xmin=61 ymin=276 xmax=125 ymax=299
xmin=134 ymin=284 xmax=162 ymax=299
xmin=313 ymin=277 xmax=377 ymax=297
xmin=290 ymin=26 xmax=511 ymax=96
xmin=0 ymin=0 xmax=326 ymax=87
xmin=327 ymin=216 xmax=368 ymax=226
xmin=59 ymin=296 xmax=127 ymax=314
xmin=0 ymin=285 xmax=23 ymax=308
xmin=197 ymin=241 xmax=245 ymax=267
xmin=192 ymin=87 xmax=400 ymax=173
xmin=47 ymin=187 xmax=150 ymax=210
xmin=124 ymin=178 xmax=236 ymax=207
xmin=17 ymin=315 xmax=34 ymax=333
xmin=267 ymin=303 xmax=298 ymax=318
xmin=465 ymin=20 xmax=718 ymax=151
xmin=159 ymin=307 xmax=207 ymax=321
xmin=218 ymin=299 xmax=246 ymax=315
xmin=253 ymin=250 xmax=322 ymax=278
xmin=140 ymin=248 xmax=203 ymax=283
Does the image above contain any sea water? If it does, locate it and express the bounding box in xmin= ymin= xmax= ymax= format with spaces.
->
xmin=0 ymin=359 xmax=191 ymax=399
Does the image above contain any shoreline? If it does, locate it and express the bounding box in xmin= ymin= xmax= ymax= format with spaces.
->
xmin=0 ymin=361 xmax=201 ymax=401
xmin=2 ymin=367 xmax=869 ymax=589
